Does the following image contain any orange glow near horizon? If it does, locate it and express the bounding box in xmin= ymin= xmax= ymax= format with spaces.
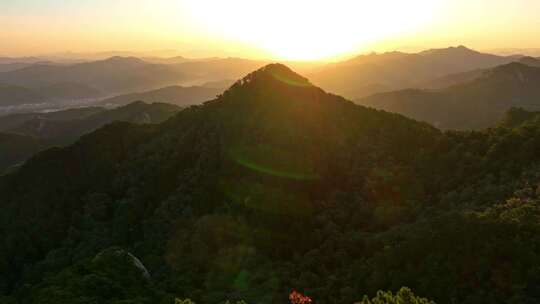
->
xmin=182 ymin=0 xmax=444 ymax=60
xmin=2 ymin=0 xmax=540 ymax=60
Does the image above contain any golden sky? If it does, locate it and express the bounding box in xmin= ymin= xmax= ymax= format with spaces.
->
xmin=2 ymin=0 xmax=540 ymax=60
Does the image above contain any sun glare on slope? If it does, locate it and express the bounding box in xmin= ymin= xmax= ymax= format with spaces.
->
xmin=182 ymin=0 xmax=444 ymax=60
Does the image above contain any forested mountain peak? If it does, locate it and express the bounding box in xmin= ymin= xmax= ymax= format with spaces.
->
xmin=197 ymin=63 xmax=436 ymax=152
xmin=212 ymin=63 xmax=343 ymax=117
xmin=227 ymin=63 xmax=312 ymax=90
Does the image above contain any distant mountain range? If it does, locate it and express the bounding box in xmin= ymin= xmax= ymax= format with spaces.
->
xmin=2 ymin=101 xmax=180 ymax=142
xmin=489 ymin=48 xmax=540 ymax=57
xmin=0 ymin=57 xmax=45 ymax=64
xmin=0 ymin=101 xmax=181 ymax=172
xmin=98 ymin=85 xmax=222 ymax=107
xmin=142 ymin=55 xmax=191 ymax=64
xmin=1 ymin=46 xmax=538 ymax=125
xmin=0 ymin=62 xmax=42 ymax=73
xmin=169 ymin=57 xmax=267 ymax=82
xmin=0 ymin=107 xmax=104 ymax=131
xmin=419 ymin=55 xmax=540 ymax=89
xmin=309 ymin=46 xmax=519 ymax=98
xmin=0 ymin=57 xmax=187 ymax=95
xmin=1 ymin=46 xmax=523 ymax=105
xmin=358 ymin=62 xmax=540 ymax=129
xmin=0 ymin=85 xmax=44 ymax=106
xmin=518 ymin=56 xmax=540 ymax=67
xmin=0 ymin=82 xmax=103 ymax=106
xmin=0 ymin=56 xmax=265 ymax=109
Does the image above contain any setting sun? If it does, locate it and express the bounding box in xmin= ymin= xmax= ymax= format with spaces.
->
xmin=182 ymin=0 xmax=444 ymax=60
xmin=3 ymin=0 xmax=540 ymax=59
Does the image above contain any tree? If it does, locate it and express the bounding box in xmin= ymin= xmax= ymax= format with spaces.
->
xmin=356 ymin=287 xmax=435 ymax=304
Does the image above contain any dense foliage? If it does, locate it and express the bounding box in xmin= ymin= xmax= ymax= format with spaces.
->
xmin=0 ymin=132 xmax=46 ymax=173
xmin=2 ymin=64 xmax=540 ymax=303
xmin=357 ymin=288 xmax=434 ymax=304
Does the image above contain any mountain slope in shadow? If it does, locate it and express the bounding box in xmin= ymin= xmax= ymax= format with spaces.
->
xmin=0 ymin=101 xmax=181 ymax=172
xmin=99 ymin=85 xmax=222 ymax=107
xmin=310 ymin=46 xmax=515 ymax=98
xmin=358 ymin=62 xmax=540 ymax=129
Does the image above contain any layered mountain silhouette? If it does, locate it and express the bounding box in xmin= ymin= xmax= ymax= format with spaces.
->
xmin=0 ymin=107 xmax=104 ymax=131
xmin=6 ymin=101 xmax=180 ymax=142
xmin=0 ymin=85 xmax=44 ymax=106
xmin=98 ymin=85 xmax=222 ymax=107
xmin=143 ymin=55 xmax=190 ymax=64
xmin=169 ymin=57 xmax=267 ymax=83
xmin=359 ymin=62 xmax=540 ymax=129
xmin=420 ymin=68 xmax=487 ymax=89
xmin=0 ymin=82 xmax=103 ymax=106
xmin=0 ymin=62 xmax=40 ymax=73
xmin=0 ymin=48 xmax=527 ymax=111
xmin=37 ymin=82 xmax=103 ymax=100
xmin=518 ymin=56 xmax=540 ymax=67
xmin=0 ymin=56 xmax=44 ymax=64
xmin=309 ymin=46 xmax=516 ymax=98
xmin=422 ymin=55 xmax=540 ymax=89
xmin=0 ymin=57 xmax=186 ymax=95
xmin=0 ymin=57 xmax=266 ymax=103
xmin=0 ymin=101 xmax=180 ymax=172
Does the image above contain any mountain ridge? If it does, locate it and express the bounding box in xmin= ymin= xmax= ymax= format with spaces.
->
xmin=99 ymin=85 xmax=222 ymax=107
xmin=0 ymin=101 xmax=181 ymax=172
xmin=0 ymin=57 xmax=187 ymax=95
xmin=359 ymin=62 xmax=540 ymax=129
xmin=309 ymin=45 xmax=517 ymax=99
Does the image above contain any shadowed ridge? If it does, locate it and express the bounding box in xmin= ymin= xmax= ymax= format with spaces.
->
xmin=518 ymin=56 xmax=540 ymax=67
xmin=419 ymin=45 xmax=480 ymax=56
xmin=479 ymin=61 xmax=540 ymax=82
xmin=488 ymin=61 xmax=531 ymax=72
xmin=500 ymin=107 xmax=540 ymax=128
xmin=343 ymin=51 xmax=410 ymax=65
xmin=95 ymin=56 xmax=147 ymax=65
